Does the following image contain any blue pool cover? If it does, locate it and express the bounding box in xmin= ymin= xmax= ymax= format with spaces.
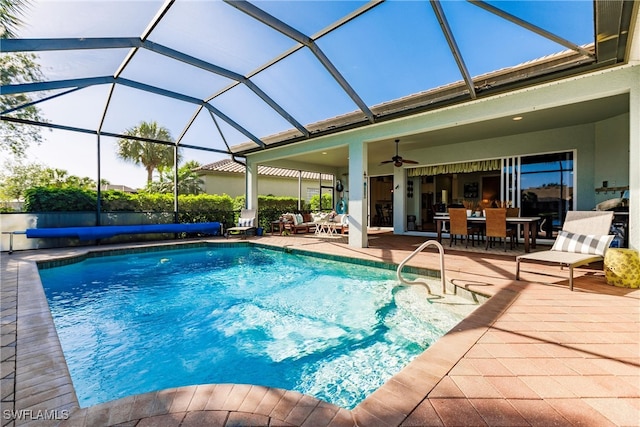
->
xmin=25 ymin=222 xmax=222 ymax=241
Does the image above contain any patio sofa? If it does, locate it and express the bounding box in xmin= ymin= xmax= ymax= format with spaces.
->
xmin=281 ymin=213 xmax=317 ymax=234
xmin=332 ymin=213 xmax=349 ymax=234
xmin=280 ymin=212 xmax=349 ymax=234
xmin=311 ymin=212 xmax=349 ymax=235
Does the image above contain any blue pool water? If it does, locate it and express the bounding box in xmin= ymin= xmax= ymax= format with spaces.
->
xmin=40 ymin=245 xmax=474 ymax=409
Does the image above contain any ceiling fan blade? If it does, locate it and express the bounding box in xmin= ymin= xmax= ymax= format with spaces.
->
xmin=380 ymin=159 xmax=394 ymax=164
xmin=403 ymin=159 xmax=419 ymax=164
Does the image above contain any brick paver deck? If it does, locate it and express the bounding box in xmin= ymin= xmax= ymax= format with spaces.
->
xmin=2 ymin=232 xmax=638 ymax=426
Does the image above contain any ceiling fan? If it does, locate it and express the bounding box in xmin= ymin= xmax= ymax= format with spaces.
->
xmin=380 ymin=139 xmax=419 ymax=167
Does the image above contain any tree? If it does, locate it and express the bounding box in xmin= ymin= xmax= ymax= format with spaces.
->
xmin=177 ymin=160 xmax=204 ymax=194
xmin=116 ymin=121 xmax=176 ymax=184
xmin=0 ymin=162 xmax=51 ymax=201
xmin=1 ymin=0 xmax=29 ymax=39
xmin=144 ymin=160 xmax=204 ymax=195
xmin=0 ymin=0 xmax=46 ymax=158
xmin=0 ymin=161 xmax=97 ymax=201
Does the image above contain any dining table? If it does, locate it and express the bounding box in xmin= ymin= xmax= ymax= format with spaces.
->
xmin=435 ymin=215 xmax=541 ymax=253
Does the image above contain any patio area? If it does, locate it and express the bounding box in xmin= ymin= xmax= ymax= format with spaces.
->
xmin=1 ymin=231 xmax=638 ymax=427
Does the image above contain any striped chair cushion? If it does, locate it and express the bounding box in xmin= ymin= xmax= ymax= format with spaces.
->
xmin=551 ymin=231 xmax=614 ymax=256
xmin=238 ymin=217 xmax=254 ymax=227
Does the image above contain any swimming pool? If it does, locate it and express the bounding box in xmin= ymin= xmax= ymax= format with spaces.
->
xmin=39 ymin=244 xmax=478 ymax=409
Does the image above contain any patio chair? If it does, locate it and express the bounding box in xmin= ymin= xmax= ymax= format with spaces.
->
xmin=448 ymin=208 xmax=481 ymax=248
xmin=485 ymin=208 xmax=516 ymax=251
xmin=515 ymin=211 xmax=614 ymax=290
xmin=506 ymin=207 xmax=520 ymax=246
xmin=226 ymin=209 xmax=257 ymax=237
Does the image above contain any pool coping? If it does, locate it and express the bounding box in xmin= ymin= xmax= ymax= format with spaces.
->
xmin=8 ymin=239 xmax=503 ymax=426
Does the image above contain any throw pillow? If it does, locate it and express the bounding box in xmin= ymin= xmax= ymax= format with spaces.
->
xmin=551 ymin=230 xmax=614 ymax=256
xmin=238 ymin=217 xmax=254 ymax=227
xmin=286 ymin=213 xmax=299 ymax=225
xmin=295 ymin=214 xmax=304 ymax=224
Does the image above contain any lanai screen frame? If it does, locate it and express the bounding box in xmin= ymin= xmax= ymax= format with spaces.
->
xmin=0 ymin=0 xmax=634 ymax=222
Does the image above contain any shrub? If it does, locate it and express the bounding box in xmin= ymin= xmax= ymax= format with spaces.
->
xmin=100 ymin=190 xmax=137 ymax=211
xmin=24 ymin=187 xmax=95 ymax=212
xmin=20 ymin=187 xmax=311 ymax=231
xmin=309 ymin=193 xmax=334 ymax=211
xmin=135 ymin=193 xmax=174 ymax=212
xmin=178 ymin=194 xmax=235 ymax=227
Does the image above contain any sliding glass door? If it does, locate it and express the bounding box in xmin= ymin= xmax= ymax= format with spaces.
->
xmin=406 ymin=151 xmax=575 ymax=237
xmin=519 ymin=151 xmax=574 ymax=238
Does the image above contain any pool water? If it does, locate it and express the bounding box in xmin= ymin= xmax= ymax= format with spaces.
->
xmin=40 ymin=245 xmax=477 ymax=409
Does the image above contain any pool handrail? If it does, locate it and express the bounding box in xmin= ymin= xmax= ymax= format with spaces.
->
xmin=396 ymin=240 xmax=446 ymax=295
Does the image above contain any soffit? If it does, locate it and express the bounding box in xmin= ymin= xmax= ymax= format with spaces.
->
xmin=273 ymin=92 xmax=629 ymax=169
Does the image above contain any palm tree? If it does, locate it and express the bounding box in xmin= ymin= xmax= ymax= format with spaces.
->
xmin=116 ymin=121 xmax=176 ymax=184
xmin=145 ymin=161 xmax=204 ymax=195
xmin=45 ymin=168 xmax=68 ymax=187
xmin=1 ymin=0 xmax=29 ymax=39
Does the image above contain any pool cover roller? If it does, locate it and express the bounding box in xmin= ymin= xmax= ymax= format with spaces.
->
xmin=24 ymin=222 xmax=222 ymax=241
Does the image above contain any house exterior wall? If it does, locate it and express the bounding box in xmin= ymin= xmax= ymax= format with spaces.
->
xmin=199 ymin=173 xmax=321 ymax=203
xmin=247 ymin=64 xmax=640 ymax=249
xmin=594 ymin=113 xmax=630 ymax=205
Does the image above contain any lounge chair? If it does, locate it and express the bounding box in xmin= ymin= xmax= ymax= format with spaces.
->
xmin=226 ymin=209 xmax=257 ymax=237
xmin=516 ymin=211 xmax=614 ymax=290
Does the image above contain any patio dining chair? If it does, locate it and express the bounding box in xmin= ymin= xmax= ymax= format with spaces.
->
xmin=485 ymin=208 xmax=516 ymax=251
xmin=448 ymin=208 xmax=481 ymax=248
xmin=506 ymin=207 xmax=520 ymax=246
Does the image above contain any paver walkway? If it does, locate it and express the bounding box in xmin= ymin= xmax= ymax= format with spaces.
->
xmin=1 ymin=232 xmax=638 ymax=426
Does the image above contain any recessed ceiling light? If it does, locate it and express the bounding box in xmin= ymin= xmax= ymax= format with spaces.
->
xmin=322 ymin=151 xmax=327 ymax=154
xmin=512 ymin=116 xmax=523 ymax=121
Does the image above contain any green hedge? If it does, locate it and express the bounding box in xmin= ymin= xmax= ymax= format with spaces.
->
xmin=22 ymin=187 xmax=309 ymax=230
xmin=177 ymin=194 xmax=235 ymax=227
xmin=255 ymin=195 xmax=300 ymax=229
xmin=23 ymin=187 xmax=96 ymax=211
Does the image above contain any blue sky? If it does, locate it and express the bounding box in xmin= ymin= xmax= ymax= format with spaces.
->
xmin=11 ymin=0 xmax=594 ymax=189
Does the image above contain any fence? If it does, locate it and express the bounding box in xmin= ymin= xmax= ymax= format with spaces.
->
xmin=0 ymin=211 xmax=235 ymax=252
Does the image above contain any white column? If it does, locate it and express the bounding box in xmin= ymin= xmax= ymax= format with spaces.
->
xmin=629 ymin=74 xmax=639 ymax=250
xmin=348 ymin=140 xmax=368 ymax=248
xmin=245 ymin=159 xmax=259 ymax=210
xmin=625 ymin=14 xmax=639 ymax=250
xmin=298 ymin=170 xmax=302 ymax=211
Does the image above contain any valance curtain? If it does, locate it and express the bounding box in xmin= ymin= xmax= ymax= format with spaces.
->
xmin=407 ymin=159 xmax=502 ymax=177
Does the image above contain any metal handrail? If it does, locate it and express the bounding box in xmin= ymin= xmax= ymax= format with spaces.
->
xmin=396 ymin=240 xmax=446 ymax=295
